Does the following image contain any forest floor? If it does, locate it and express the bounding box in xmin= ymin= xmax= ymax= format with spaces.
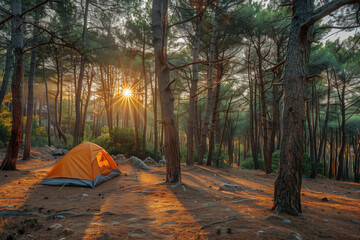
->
xmin=0 ymin=147 xmax=360 ymax=240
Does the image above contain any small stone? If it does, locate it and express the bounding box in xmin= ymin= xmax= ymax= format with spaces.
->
xmin=322 ymin=219 xmax=328 ymax=223
xmin=26 ymin=234 xmax=33 ymax=238
xmin=283 ymin=219 xmax=291 ymax=224
xmin=265 ymin=215 xmax=284 ymax=221
xmin=321 ymin=197 xmax=329 ymax=202
xmin=257 ymin=230 xmax=267 ymax=237
xmin=352 ymin=219 xmax=360 ymax=224
xmin=57 ymin=215 xmax=64 ymax=219
xmin=287 ymin=231 xmax=302 ymax=240
xmin=62 ymin=228 xmax=74 ymax=236
xmin=49 ymin=223 xmax=63 ymax=230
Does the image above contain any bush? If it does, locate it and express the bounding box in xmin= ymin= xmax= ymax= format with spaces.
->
xmin=92 ymin=127 xmax=138 ymax=156
xmin=0 ymin=106 xmax=11 ymax=147
xmin=240 ymin=157 xmax=264 ymax=170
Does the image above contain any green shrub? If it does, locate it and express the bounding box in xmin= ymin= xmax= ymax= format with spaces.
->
xmin=0 ymin=106 xmax=11 ymax=147
xmin=240 ymin=157 xmax=264 ymax=170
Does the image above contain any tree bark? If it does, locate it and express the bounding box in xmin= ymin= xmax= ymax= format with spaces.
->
xmin=142 ymin=34 xmax=148 ymax=159
xmin=197 ymin=5 xmax=219 ymax=165
xmin=152 ymin=0 xmax=181 ymax=182
xmin=23 ymin=5 xmax=40 ymax=160
xmin=0 ymin=0 xmax=24 ymax=170
xmin=73 ymin=0 xmax=89 ymax=147
xmin=273 ymin=0 xmax=314 ymax=216
xmin=186 ymin=9 xmax=202 ymax=166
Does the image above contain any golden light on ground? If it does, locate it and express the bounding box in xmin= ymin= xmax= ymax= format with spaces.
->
xmin=123 ymin=88 xmax=132 ymax=98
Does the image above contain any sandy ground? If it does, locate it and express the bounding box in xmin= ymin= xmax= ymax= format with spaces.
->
xmin=0 ymin=147 xmax=360 ymax=240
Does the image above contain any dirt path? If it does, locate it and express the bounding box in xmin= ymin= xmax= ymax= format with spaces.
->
xmin=0 ymin=149 xmax=360 ymax=239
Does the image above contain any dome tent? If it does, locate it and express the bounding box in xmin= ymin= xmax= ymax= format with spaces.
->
xmin=40 ymin=142 xmax=120 ymax=188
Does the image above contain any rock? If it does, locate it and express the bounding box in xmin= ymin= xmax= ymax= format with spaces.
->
xmin=322 ymin=219 xmax=328 ymax=223
xmin=58 ymin=238 xmax=66 ymax=240
xmin=265 ymin=215 xmax=284 ymax=221
xmin=219 ymin=184 xmax=243 ymax=192
xmin=62 ymin=228 xmax=74 ymax=236
xmin=130 ymin=156 xmax=149 ymax=170
xmin=26 ymin=234 xmax=33 ymax=238
xmin=51 ymin=149 xmax=64 ymax=156
xmin=265 ymin=215 xmax=291 ymax=224
xmin=49 ymin=223 xmax=63 ymax=230
xmin=159 ymin=159 xmax=166 ymax=165
xmin=283 ymin=219 xmax=291 ymax=224
xmin=117 ymin=154 xmax=126 ymax=161
xmin=143 ymin=157 xmax=158 ymax=166
xmin=303 ymin=187 xmax=310 ymax=190
xmin=257 ymin=230 xmax=267 ymax=237
xmin=287 ymin=232 xmax=302 ymax=240
xmin=62 ymin=149 xmax=68 ymax=155
xmin=321 ymin=197 xmax=329 ymax=202
xmin=352 ymin=219 xmax=360 ymax=224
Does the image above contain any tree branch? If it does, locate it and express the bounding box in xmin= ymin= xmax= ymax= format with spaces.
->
xmin=303 ymin=0 xmax=359 ymax=29
xmin=23 ymin=21 xmax=83 ymax=55
xmin=0 ymin=0 xmax=50 ymax=26
xmin=168 ymin=5 xmax=208 ymax=29
xmin=21 ymin=0 xmax=49 ymax=17
xmin=169 ymin=55 xmax=234 ymax=71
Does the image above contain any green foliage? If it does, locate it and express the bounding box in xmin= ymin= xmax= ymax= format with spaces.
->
xmin=240 ymin=156 xmax=264 ymax=170
xmin=30 ymin=117 xmax=48 ymax=147
xmin=92 ymin=127 xmax=137 ymax=156
xmin=212 ymin=144 xmax=228 ymax=168
xmin=0 ymin=105 xmax=11 ymax=147
xmin=271 ymin=151 xmax=323 ymax=176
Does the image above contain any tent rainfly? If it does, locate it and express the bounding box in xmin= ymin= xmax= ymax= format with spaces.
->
xmin=40 ymin=142 xmax=121 ymax=188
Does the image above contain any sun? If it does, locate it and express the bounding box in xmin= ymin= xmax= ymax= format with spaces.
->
xmin=123 ymin=88 xmax=132 ymax=98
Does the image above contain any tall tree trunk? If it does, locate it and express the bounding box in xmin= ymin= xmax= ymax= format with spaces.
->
xmin=337 ymin=77 xmax=346 ymax=180
xmin=142 ymin=35 xmax=148 ymax=159
xmin=23 ymin=6 xmax=39 ymax=160
xmin=152 ymin=0 xmax=181 ymax=182
xmin=248 ymin=52 xmax=260 ymax=169
xmin=73 ymin=0 xmax=89 ymax=147
xmin=256 ymin=40 xmax=271 ymax=173
xmin=186 ymin=11 xmax=202 ymax=166
xmin=207 ymin=61 xmax=222 ymax=166
xmin=0 ymin=0 xmax=24 ymax=170
xmin=273 ymin=0 xmax=358 ymax=216
xmin=81 ymin=69 xmax=93 ymax=140
xmin=216 ymin=96 xmax=233 ymax=167
xmin=59 ymin=57 xmax=63 ymax=129
xmin=329 ymin=130 xmax=334 ymax=178
xmin=197 ymin=5 xmax=219 ymax=165
xmin=273 ymin=0 xmax=314 ymax=216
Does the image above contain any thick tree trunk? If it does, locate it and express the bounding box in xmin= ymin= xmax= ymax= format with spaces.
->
xmin=73 ymin=0 xmax=89 ymax=147
xmin=186 ymin=12 xmax=201 ymax=166
xmin=273 ymin=0 xmax=314 ymax=216
xmin=197 ymin=6 xmax=219 ymax=165
xmin=0 ymin=0 xmax=24 ymax=170
xmin=152 ymin=0 xmax=181 ymax=182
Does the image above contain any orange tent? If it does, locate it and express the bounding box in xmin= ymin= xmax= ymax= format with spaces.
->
xmin=40 ymin=142 xmax=121 ymax=188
